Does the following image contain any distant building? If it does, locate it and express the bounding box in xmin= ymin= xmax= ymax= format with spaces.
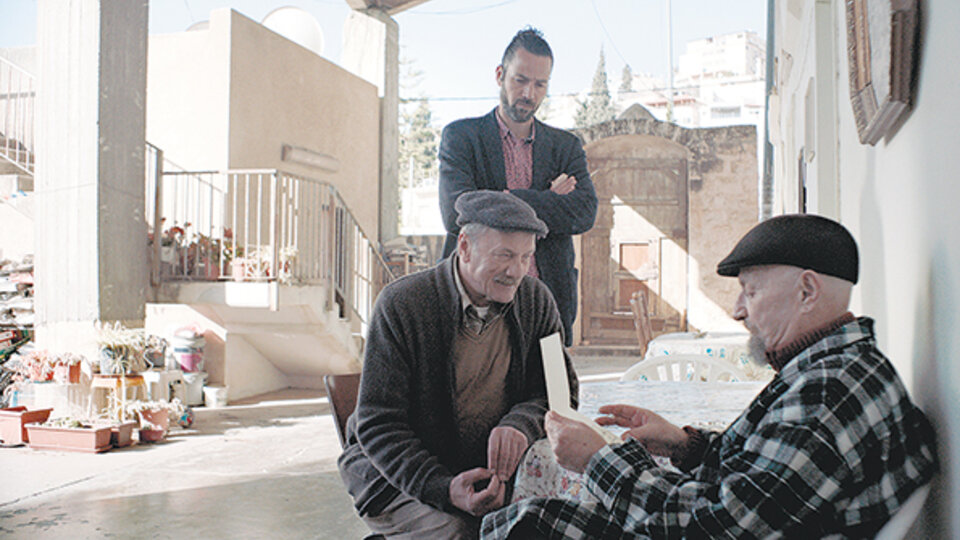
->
xmin=544 ymin=30 xmax=766 ymax=130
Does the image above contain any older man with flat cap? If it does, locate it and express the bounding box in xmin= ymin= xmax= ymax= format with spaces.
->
xmin=482 ymin=214 xmax=937 ymax=539
xmin=338 ymin=190 xmax=579 ymax=539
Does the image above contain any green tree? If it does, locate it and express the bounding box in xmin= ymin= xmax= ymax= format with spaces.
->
xmin=574 ymin=49 xmax=617 ymax=128
xmin=398 ymin=55 xmax=439 ymax=189
xmin=399 ymin=98 xmax=438 ymax=188
xmin=620 ymin=64 xmax=634 ymax=93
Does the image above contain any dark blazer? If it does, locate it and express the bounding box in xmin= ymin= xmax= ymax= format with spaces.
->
xmin=438 ymin=108 xmax=598 ymax=345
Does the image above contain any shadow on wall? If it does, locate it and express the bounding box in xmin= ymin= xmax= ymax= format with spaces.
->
xmin=914 ymin=258 xmax=950 ymax=537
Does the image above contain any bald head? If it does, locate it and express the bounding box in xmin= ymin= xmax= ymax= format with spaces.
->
xmin=733 ymin=265 xmax=852 ymax=356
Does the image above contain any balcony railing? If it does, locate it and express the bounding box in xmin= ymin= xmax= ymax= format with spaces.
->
xmin=0 ymin=55 xmax=35 ymax=174
xmin=145 ymin=159 xmax=394 ymax=325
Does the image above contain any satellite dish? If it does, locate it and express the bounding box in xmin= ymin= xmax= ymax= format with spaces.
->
xmin=187 ymin=20 xmax=209 ymax=32
xmin=262 ymin=6 xmax=325 ymax=57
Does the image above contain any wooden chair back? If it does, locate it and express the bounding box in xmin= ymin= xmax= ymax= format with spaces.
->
xmin=630 ymin=289 xmax=655 ymax=356
xmin=323 ymin=373 xmax=361 ymax=449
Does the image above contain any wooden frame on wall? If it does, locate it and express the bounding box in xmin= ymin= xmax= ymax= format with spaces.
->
xmin=845 ymin=0 xmax=919 ymax=145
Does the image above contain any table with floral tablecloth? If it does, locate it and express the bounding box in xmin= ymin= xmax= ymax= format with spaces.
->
xmin=512 ymin=380 xmax=768 ymax=503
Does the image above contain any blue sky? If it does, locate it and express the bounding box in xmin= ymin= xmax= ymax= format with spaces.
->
xmin=0 ymin=0 xmax=766 ymax=125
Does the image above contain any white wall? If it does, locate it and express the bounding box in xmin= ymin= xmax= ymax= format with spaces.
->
xmin=227 ymin=9 xmax=381 ymax=241
xmin=772 ymin=0 xmax=960 ymax=535
xmin=147 ymin=21 xmax=231 ymax=170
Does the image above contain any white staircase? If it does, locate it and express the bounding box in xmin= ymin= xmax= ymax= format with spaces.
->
xmin=1 ymin=53 xmax=393 ymax=401
xmin=0 ymin=55 xmax=35 ymax=177
xmin=144 ymin=164 xmax=394 ymax=400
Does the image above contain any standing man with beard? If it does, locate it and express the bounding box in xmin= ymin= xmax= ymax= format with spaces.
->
xmin=439 ymin=27 xmax=598 ymax=347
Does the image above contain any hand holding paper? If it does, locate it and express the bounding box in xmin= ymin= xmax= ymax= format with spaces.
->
xmin=540 ymin=333 xmax=621 ymax=445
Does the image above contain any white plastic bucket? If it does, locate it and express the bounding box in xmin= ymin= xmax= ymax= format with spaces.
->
xmin=170 ymin=334 xmax=205 ymax=372
xmin=181 ymin=371 xmax=207 ymax=406
xmin=203 ymin=385 xmax=229 ymax=408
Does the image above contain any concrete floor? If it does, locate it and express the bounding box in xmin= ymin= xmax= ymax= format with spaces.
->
xmin=0 ymin=352 xmax=637 ymax=539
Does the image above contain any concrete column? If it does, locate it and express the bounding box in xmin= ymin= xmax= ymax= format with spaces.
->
xmin=342 ymin=9 xmax=399 ymax=243
xmin=34 ymin=0 xmax=149 ymax=356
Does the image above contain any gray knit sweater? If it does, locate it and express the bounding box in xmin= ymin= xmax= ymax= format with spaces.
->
xmin=337 ymin=255 xmax=579 ymax=516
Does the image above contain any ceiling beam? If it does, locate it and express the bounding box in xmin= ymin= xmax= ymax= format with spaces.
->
xmin=345 ymin=0 xmax=432 ymax=16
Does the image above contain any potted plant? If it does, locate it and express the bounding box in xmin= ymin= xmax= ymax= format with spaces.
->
xmin=279 ymin=246 xmax=298 ymax=284
xmin=95 ymin=322 xmax=149 ymax=376
xmin=142 ymin=335 xmax=168 ymax=370
xmin=124 ymin=398 xmax=186 ymax=441
xmin=51 ymin=352 xmax=84 ymax=384
xmin=138 ymin=421 xmax=166 ymax=443
xmin=0 ymin=406 xmax=53 ymax=446
xmin=103 ymin=420 xmax=138 ymax=448
xmin=148 ymin=219 xmax=190 ymax=276
xmin=25 ymin=417 xmax=113 ymax=453
xmin=4 ymin=349 xmax=85 ymax=385
xmin=188 ymin=231 xmax=224 ymax=280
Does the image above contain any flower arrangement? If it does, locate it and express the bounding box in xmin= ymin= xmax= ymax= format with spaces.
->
xmin=2 ymin=349 xmax=85 ymax=386
xmin=124 ymin=398 xmax=187 ymax=437
xmin=124 ymin=398 xmax=186 ymax=421
xmin=146 ymin=218 xmax=189 ymax=249
xmin=229 ymin=244 xmax=298 ymax=283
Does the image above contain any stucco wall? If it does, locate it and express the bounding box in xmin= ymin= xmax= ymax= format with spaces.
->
xmin=146 ymin=22 xmax=231 ymax=170
xmin=772 ymin=0 xmax=960 ymax=535
xmin=226 ymin=10 xmax=381 ymax=241
xmin=145 ymin=9 xmax=380 ymax=241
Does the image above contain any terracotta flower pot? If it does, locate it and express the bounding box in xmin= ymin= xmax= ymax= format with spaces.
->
xmin=53 ymin=363 xmax=81 ymax=384
xmin=25 ymin=424 xmax=112 ymax=453
xmin=0 ymin=407 xmax=54 ymax=446
xmin=109 ymin=421 xmax=138 ymax=448
xmin=138 ymin=428 xmax=165 ymax=443
xmin=138 ymin=408 xmax=170 ymax=430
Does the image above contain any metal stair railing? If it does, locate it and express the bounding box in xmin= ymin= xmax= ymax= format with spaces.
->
xmin=146 ymin=164 xmax=394 ymax=327
xmin=0 ymin=56 xmax=35 ymax=175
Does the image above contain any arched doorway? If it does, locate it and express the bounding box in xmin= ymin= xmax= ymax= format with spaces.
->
xmin=580 ymin=134 xmax=690 ymax=344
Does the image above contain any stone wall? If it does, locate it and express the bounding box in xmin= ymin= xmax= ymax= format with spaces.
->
xmin=575 ymin=119 xmax=758 ymax=332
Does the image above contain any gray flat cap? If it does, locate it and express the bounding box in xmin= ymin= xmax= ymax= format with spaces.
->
xmin=455 ymin=190 xmax=548 ymax=237
xmin=717 ymin=214 xmax=859 ymax=283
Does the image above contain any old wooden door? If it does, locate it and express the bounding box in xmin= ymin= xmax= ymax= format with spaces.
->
xmin=580 ymin=138 xmax=689 ymax=345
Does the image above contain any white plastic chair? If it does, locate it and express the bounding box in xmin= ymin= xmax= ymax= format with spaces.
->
xmin=620 ymin=354 xmax=748 ymax=382
xmin=874 ymin=484 xmax=930 ymax=540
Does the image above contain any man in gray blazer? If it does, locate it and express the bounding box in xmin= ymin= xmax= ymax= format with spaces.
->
xmin=439 ymin=27 xmax=598 ymax=346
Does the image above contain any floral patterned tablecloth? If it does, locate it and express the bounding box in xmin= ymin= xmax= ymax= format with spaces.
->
xmin=512 ymin=380 xmax=768 ymax=504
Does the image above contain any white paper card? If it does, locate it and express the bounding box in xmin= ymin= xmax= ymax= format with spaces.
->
xmin=540 ymin=333 xmax=621 ymax=444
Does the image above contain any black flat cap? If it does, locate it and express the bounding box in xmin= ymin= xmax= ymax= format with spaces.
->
xmin=717 ymin=214 xmax=859 ymax=283
xmin=455 ymin=190 xmax=548 ymax=237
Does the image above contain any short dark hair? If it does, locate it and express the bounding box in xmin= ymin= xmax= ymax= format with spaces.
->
xmin=501 ymin=27 xmax=553 ymax=67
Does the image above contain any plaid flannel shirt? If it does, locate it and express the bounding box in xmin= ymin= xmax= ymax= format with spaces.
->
xmin=481 ymin=317 xmax=937 ymax=539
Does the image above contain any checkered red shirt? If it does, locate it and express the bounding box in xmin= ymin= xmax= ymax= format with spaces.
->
xmin=496 ymin=111 xmax=539 ymax=279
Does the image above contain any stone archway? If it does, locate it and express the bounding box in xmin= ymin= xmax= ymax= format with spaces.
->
xmin=579 ymin=135 xmax=690 ymax=344
xmin=573 ymin=119 xmax=758 ymax=346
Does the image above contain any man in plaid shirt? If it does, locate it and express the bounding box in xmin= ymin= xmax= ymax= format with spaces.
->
xmin=482 ymin=214 xmax=938 ymax=539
